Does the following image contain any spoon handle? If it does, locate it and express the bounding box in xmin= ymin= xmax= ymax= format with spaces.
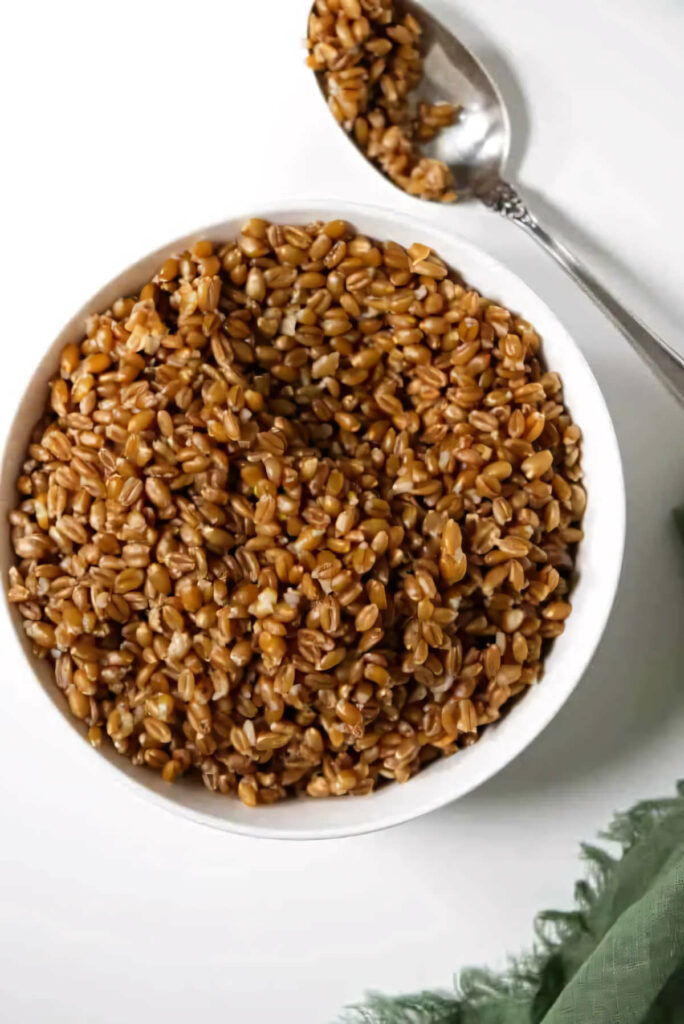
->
xmin=480 ymin=180 xmax=684 ymax=405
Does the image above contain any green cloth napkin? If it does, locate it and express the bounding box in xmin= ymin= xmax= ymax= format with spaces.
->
xmin=341 ymin=785 xmax=684 ymax=1023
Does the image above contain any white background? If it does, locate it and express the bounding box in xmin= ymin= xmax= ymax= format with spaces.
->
xmin=1 ymin=1 xmax=683 ymax=1021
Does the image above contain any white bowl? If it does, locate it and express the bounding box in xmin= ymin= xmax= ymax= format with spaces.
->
xmin=0 ymin=201 xmax=625 ymax=840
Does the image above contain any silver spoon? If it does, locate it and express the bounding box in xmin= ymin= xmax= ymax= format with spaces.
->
xmin=311 ymin=0 xmax=684 ymax=404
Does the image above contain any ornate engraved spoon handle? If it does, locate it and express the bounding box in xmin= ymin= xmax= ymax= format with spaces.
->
xmin=479 ymin=179 xmax=684 ymax=405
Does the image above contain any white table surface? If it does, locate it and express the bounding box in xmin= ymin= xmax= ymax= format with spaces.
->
xmin=1 ymin=1 xmax=683 ymax=1020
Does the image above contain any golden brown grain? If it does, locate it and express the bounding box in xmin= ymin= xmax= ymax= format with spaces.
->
xmin=307 ymin=0 xmax=460 ymax=202
xmin=8 ymin=218 xmax=584 ymax=807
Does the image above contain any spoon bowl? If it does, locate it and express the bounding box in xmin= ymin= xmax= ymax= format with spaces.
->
xmin=310 ymin=0 xmax=510 ymax=200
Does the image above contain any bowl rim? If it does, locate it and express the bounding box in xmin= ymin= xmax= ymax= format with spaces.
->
xmin=1 ymin=198 xmax=626 ymax=840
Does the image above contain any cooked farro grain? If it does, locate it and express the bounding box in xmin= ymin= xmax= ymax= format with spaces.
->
xmin=8 ymin=219 xmax=584 ymax=806
xmin=307 ymin=0 xmax=459 ymax=202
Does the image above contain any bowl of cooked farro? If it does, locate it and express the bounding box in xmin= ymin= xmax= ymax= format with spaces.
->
xmin=1 ymin=202 xmax=624 ymax=839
